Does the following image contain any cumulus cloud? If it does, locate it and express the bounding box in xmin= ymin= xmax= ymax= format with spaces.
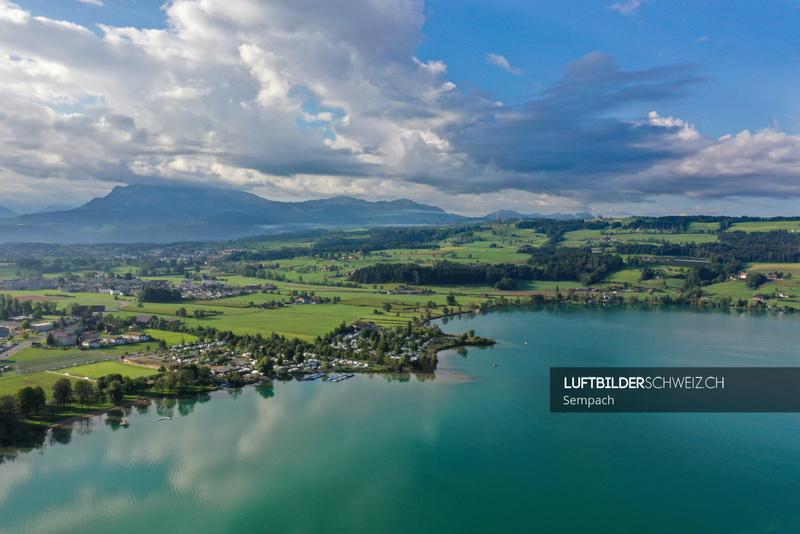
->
xmin=485 ymin=53 xmax=523 ymax=76
xmin=0 ymin=0 xmax=800 ymax=215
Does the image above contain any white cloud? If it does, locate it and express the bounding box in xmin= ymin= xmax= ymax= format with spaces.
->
xmin=485 ymin=53 xmax=523 ymax=75
xmin=609 ymin=0 xmax=645 ymax=17
xmin=77 ymin=0 xmax=104 ymax=6
xmin=0 ymin=0 xmax=799 ymax=217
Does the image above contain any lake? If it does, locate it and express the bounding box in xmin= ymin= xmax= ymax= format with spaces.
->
xmin=2 ymin=305 xmax=800 ymax=533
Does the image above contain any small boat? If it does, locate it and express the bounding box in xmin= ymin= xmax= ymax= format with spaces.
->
xmin=121 ymin=419 xmax=130 ymax=427
xmin=157 ymin=417 xmax=172 ymax=421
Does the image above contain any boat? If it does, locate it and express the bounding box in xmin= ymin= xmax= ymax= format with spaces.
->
xmin=121 ymin=419 xmax=130 ymax=427
xmin=157 ymin=417 xmax=172 ymax=421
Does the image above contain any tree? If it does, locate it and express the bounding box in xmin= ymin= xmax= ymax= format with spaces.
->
xmin=446 ymin=293 xmax=457 ymax=306
xmin=257 ymin=357 xmax=273 ymax=375
xmin=74 ymin=380 xmax=94 ymax=409
xmin=161 ymin=372 xmax=178 ymax=392
xmin=176 ymin=368 xmax=195 ymax=392
xmin=228 ymin=371 xmax=245 ymax=388
xmin=494 ymin=277 xmax=517 ymax=290
xmin=105 ymin=381 xmax=124 ymax=404
xmin=46 ymin=332 xmax=56 ymax=346
xmin=746 ymin=272 xmax=767 ymax=288
xmin=16 ymin=387 xmax=36 ymax=418
xmin=52 ymin=378 xmax=74 ymax=409
xmin=31 ymin=386 xmax=46 ymax=415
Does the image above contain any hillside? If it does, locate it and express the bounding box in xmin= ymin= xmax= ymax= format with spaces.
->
xmin=0 ymin=185 xmax=465 ymax=244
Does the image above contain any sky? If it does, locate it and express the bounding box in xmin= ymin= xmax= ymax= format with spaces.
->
xmin=1 ymin=0 xmax=799 ymax=217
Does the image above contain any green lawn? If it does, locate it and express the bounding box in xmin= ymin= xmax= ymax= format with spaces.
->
xmin=62 ymin=361 xmax=157 ymax=380
xmin=562 ymin=229 xmax=718 ymax=245
xmin=143 ymin=329 xmax=200 ymax=345
xmin=0 ymin=371 xmax=89 ymax=396
xmin=743 ymin=263 xmax=800 ymax=277
xmin=3 ymin=345 xmax=134 ymax=374
xmin=688 ymin=222 xmax=720 ymax=231
xmin=729 ymin=221 xmax=800 ymax=232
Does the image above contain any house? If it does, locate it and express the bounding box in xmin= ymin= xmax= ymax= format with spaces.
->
xmin=752 ymin=294 xmax=766 ymax=301
xmin=81 ymin=331 xmax=100 ymax=342
xmin=738 ymin=271 xmax=748 ymax=280
xmin=31 ymin=322 xmax=54 ymax=333
xmin=0 ymin=326 xmax=10 ymax=337
xmin=136 ymin=315 xmax=154 ymax=326
xmin=52 ymin=330 xmax=78 ymax=346
xmin=294 ymin=296 xmax=313 ymax=304
xmin=81 ymin=340 xmax=101 ymax=349
xmin=122 ymin=332 xmax=150 ymax=343
xmin=103 ymin=336 xmax=127 ymax=346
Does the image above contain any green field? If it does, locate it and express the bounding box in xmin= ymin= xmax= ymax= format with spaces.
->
xmin=61 ymin=361 xmax=157 ymax=381
xmin=143 ymin=329 xmax=200 ymax=345
xmin=562 ymin=229 xmax=718 ymax=245
xmin=729 ymin=221 xmax=800 ymax=232
xmin=0 ymin=371 xmax=83 ymax=397
xmin=743 ymin=263 xmax=800 ymax=276
xmin=688 ymin=222 xmax=720 ymax=231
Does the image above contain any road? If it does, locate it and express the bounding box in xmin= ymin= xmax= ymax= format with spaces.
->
xmin=0 ymin=333 xmax=46 ymax=362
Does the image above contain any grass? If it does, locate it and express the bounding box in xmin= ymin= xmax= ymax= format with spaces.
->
xmin=729 ymin=221 xmax=800 ymax=232
xmin=688 ymin=222 xmax=720 ymax=231
xmin=143 ymin=329 xmax=200 ymax=345
xmin=562 ymin=229 xmax=718 ymax=245
xmin=60 ymin=361 xmax=157 ymax=380
xmin=0 ymin=371 xmax=80 ymax=396
xmin=2 ymin=344 xmax=145 ymax=374
xmin=743 ymin=263 xmax=800 ymax=277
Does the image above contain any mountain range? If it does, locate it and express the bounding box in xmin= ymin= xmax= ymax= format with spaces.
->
xmin=482 ymin=209 xmax=594 ymax=220
xmin=0 ymin=185 xmax=591 ymax=244
xmin=0 ymin=205 xmax=17 ymax=219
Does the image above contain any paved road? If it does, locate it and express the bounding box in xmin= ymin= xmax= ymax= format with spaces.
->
xmin=0 ymin=333 xmax=46 ymax=362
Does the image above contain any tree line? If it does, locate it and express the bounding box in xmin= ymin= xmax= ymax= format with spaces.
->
xmin=350 ymin=250 xmax=623 ymax=287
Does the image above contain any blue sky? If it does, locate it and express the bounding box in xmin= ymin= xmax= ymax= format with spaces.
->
xmin=1 ymin=0 xmax=799 ymax=216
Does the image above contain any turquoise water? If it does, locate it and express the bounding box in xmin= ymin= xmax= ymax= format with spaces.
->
xmin=2 ymin=306 xmax=800 ymax=533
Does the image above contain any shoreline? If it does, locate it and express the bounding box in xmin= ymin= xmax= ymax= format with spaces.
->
xmin=45 ymin=398 xmax=153 ymax=429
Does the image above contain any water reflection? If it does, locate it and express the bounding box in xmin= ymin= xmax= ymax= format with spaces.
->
xmin=177 ymin=399 xmax=195 ymax=417
xmin=104 ymin=408 xmax=130 ymax=431
xmin=155 ymin=398 xmax=176 ymax=418
xmin=226 ymin=388 xmax=243 ymax=400
xmin=135 ymin=401 xmax=151 ymax=415
xmin=50 ymin=424 xmax=72 ymax=445
xmin=256 ymin=382 xmax=275 ymax=399
xmin=383 ymin=373 xmax=410 ymax=383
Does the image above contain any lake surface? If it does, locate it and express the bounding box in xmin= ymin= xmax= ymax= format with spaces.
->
xmin=3 ymin=305 xmax=800 ymax=533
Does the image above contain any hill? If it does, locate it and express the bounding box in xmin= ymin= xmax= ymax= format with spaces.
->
xmin=0 ymin=205 xmax=17 ymax=219
xmin=0 ymin=185 xmax=465 ymax=244
xmin=481 ymin=209 xmax=594 ymax=220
